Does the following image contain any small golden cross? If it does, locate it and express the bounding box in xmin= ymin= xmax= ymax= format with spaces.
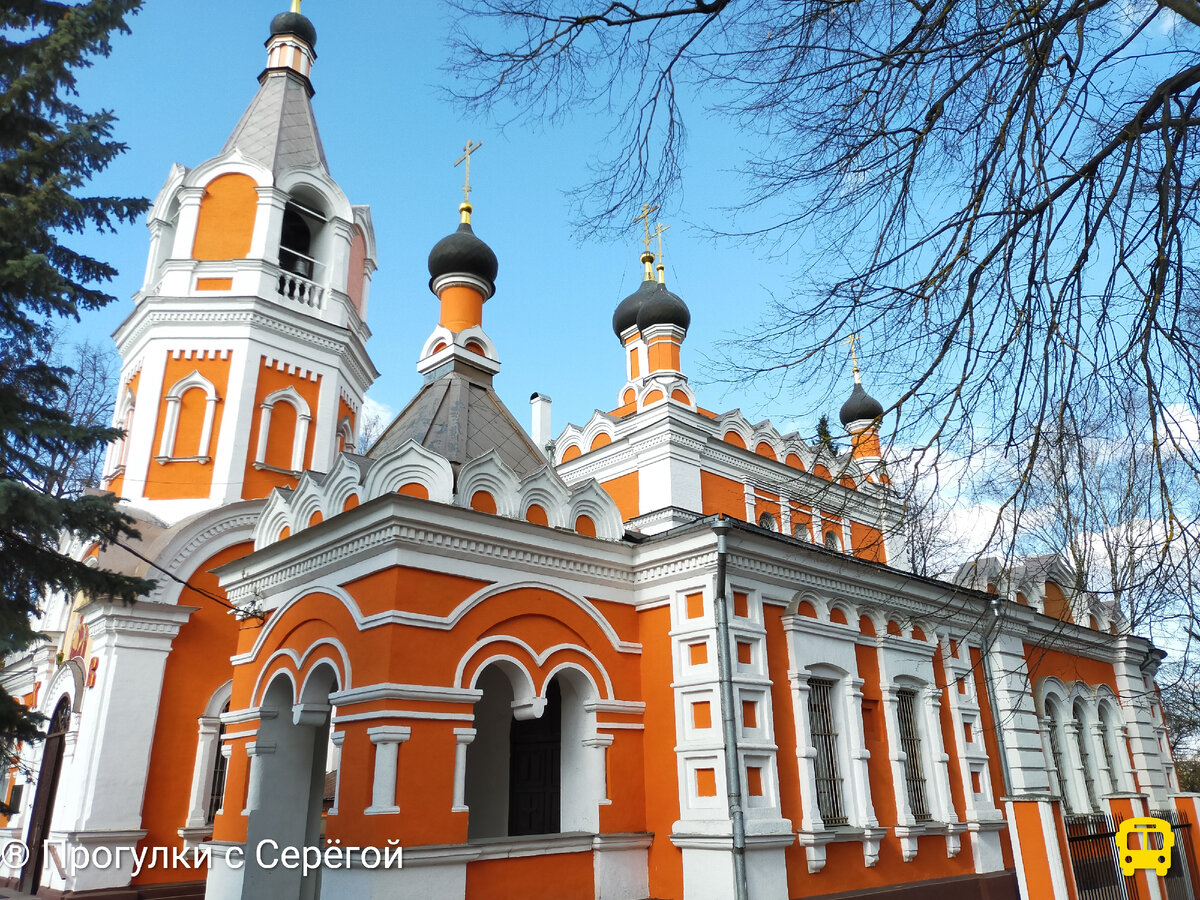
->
xmin=841 ymin=333 xmax=861 ymax=382
xmin=291 ymin=0 xmax=302 ymax=12
xmin=633 ymin=203 xmax=660 ymax=254
xmin=455 ymin=140 xmax=483 ymax=204
xmin=652 ymin=222 xmax=671 ymax=282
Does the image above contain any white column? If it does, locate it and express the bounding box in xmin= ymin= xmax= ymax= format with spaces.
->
xmin=845 ymin=677 xmax=878 ymax=830
xmin=452 ymin=728 xmax=475 ymax=812
xmin=365 ymin=725 xmax=410 ymax=815
xmin=243 ymin=739 xmax=277 ymax=815
xmin=184 ymin=716 xmax=222 ymax=828
xmin=250 ymin=188 xmax=287 ymax=262
xmin=328 ymin=731 xmax=345 ymax=815
xmin=66 ymin=602 xmax=197 ymax=833
xmin=171 ymin=186 xmax=206 ymax=259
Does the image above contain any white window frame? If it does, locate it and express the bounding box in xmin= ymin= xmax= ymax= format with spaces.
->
xmin=1070 ymin=699 xmax=1102 ymax=813
xmin=878 ymin=661 xmax=959 ymax=861
xmin=156 ymin=370 xmax=219 ymax=463
xmin=253 ymin=386 xmax=312 ymax=473
xmin=181 ymin=681 xmax=233 ymax=842
xmin=1042 ymin=694 xmax=1082 ymax=814
xmin=103 ymin=386 xmax=137 ymax=479
xmin=1095 ymin=699 xmax=1131 ymax=796
xmin=785 ymin=608 xmax=884 ymax=874
xmin=336 ymin=415 xmax=354 ymax=455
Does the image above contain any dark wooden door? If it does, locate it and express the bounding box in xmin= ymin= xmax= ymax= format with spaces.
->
xmin=508 ymin=680 xmax=561 ymax=836
xmin=21 ymin=697 xmax=71 ymax=893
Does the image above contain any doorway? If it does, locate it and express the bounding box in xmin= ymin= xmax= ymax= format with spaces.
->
xmin=21 ymin=696 xmax=71 ymax=893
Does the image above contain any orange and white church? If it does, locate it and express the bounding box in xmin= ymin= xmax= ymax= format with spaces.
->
xmin=0 ymin=7 xmax=1193 ymax=900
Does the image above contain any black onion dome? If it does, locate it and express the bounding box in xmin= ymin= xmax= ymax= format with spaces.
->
xmin=839 ymin=382 xmax=884 ymax=426
xmin=637 ymin=282 xmax=691 ymax=332
xmin=270 ymin=11 xmax=317 ymax=48
xmin=427 ymin=222 xmax=499 ymax=291
xmin=612 ymin=278 xmax=658 ymax=338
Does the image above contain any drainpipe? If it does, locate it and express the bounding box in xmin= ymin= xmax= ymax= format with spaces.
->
xmin=712 ymin=517 xmax=749 ymax=900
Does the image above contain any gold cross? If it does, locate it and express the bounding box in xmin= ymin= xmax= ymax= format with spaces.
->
xmin=455 ymin=140 xmax=483 ymax=204
xmin=841 ymin=333 xmax=861 ymax=382
xmin=633 ymin=203 xmax=660 ymax=254
xmin=653 ymin=222 xmax=671 ymax=282
xmin=291 ymin=0 xmax=302 ymax=12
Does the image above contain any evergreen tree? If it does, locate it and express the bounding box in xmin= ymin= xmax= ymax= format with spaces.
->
xmin=0 ymin=1 xmax=152 ymax=751
xmin=815 ymin=415 xmax=838 ymax=456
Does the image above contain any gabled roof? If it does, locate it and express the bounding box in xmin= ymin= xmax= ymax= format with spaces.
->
xmin=369 ymin=371 xmax=546 ymax=478
xmin=222 ymin=69 xmax=328 ymax=177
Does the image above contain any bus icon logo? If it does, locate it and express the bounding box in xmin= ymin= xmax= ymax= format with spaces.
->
xmin=1117 ymin=817 xmax=1174 ymax=877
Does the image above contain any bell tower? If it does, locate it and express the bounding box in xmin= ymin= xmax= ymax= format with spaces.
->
xmin=101 ymin=6 xmax=378 ymax=524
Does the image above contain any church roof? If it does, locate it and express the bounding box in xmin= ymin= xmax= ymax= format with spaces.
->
xmin=222 ymin=69 xmax=328 ymax=177
xmin=368 ymin=371 xmax=546 ymax=478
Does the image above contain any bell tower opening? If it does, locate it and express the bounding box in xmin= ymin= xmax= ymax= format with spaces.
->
xmin=280 ymin=203 xmax=314 ymax=279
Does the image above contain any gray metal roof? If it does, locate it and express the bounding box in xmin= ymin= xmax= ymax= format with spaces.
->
xmin=222 ymin=70 xmax=328 ymax=177
xmin=369 ymin=371 xmax=546 ymax=478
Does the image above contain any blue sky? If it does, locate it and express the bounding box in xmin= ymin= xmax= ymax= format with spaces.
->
xmin=63 ymin=0 xmax=851 ymax=442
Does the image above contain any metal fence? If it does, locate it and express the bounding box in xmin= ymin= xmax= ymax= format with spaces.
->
xmin=1150 ymin=809 xmax=1196 ymax=900
xmin=1066 ymin=813 xmax=1140 ymax=900
xmin=1066 ymin=809 xmax=1199 ymax=900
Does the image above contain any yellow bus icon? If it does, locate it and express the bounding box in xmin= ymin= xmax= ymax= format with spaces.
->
xmin=1117 ymin=817 xmax=1174 ymax=877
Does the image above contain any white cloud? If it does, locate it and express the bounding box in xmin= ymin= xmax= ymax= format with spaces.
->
xmin=361 ymin=395 xmax=395 ymax=424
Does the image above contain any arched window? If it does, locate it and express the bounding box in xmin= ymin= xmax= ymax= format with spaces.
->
xmin=1072 ymin=701 xmax=1099 ymax=812
xmin=183 ymin=686 xmax=232 ymax=835
xmin=279 ymin=204 xmax=313 ymax=279
xmin=206 ymin=701 xmax=230 ymax=825
xmin=1097 ymin=704 xmax=1124 ymax=793
xmin=278 ymin=190 xmax=329 ymax=284
xmin=824 ymin=530 xmax=842 ymax=552
xmin=106 ymin=387 xmax=136 ymax=476
xmin=758 ymin=512 xmax=778 ymax=532
xmin=253 ymin=386 xmax=312 ymax=473
xmin=1045 ymin=700 xmax=1073 ymax=813
xmin=896 ymin=687 xmax=932 ymax=822
xmin=807 ymin=675 xmax=848 ymax=826
xmin=157 ymin=371 xmax=219 ymax=462
xmin=336 ymin=416 xmax=354 ymax=455
xmin=48 ymin=697 xmax=71 ymax=735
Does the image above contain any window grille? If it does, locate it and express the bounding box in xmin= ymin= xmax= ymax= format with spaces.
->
xmin=206 ymin=702 xmax=230 ymax=825
xmin=807 ymin=678 xmax=848 ymax=826
xmin=1098 ymin=707 xmax=1118 ymax=790
xmin=896 ymin=689 xmax=932 ymax=822
xmin=1073 ymin=706 xmax=1099 ymax=812
xmin=1047 ymin=706 xmax=1074 ymax=814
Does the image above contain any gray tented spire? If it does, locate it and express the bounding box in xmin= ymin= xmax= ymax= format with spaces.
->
xmin=221 ymin=70 xmax=328 ymax=177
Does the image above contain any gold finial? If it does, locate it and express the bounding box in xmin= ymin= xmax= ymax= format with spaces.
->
xmin=652 ymin=221 xmax=671 ymax=284
xmin=291 ymin=0 xmax=302 ymax=12
xmin=455 ymin=140 xmax=483 ymax=211
xmin=841 ymin=333 xmax=862 ymax=384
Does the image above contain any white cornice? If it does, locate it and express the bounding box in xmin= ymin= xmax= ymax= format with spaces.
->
xmin=218 ymin=495 xmax=637 ymax=603
xmin=113 ymin=299 xmax=377 ymax=390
